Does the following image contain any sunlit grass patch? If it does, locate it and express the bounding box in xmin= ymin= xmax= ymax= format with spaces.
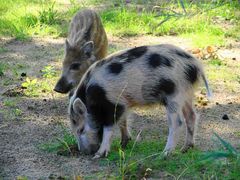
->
xmin=183 ymin=31 xmax=225 ymax=48
xmin=41 ymin=65 xmax=57 ymax=78
xmin=18 ymin=65 xmax=58 ymax=97
xmin=0 ymin=0 xmax=239 ymax=46
xmin=203 ymin=55 xmax=240 ymax=93
xmin=100 ymin=9 xmax=156 ymax=37
xmin=0 ymin=0 xmax=71 ymax=39
xmin=100 ymin=1 xmax=239 ymax=47
xmin=208 ymin=58 xmax=223 ymax=66
xmin=205 ymin=58 xmax=240 ymax=92
xmin=20 ymin=76 xmax=58 ymax=97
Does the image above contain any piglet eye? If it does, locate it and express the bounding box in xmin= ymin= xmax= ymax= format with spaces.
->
xmin=70 ymin=63 xmax=81 ymax=70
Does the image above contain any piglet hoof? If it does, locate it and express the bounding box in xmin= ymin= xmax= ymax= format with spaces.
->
xmin=162 ymin=149 xmax=172 ymax=159
xmin=121 ymin=137 xmax=131 ymax=149
xmin=92 ymin=153 xmax=101 ymax=159
xmin=180 ymin=144 xmax=194 ymax=153
xmin=92 ymin=149 xmax=110 ymax=159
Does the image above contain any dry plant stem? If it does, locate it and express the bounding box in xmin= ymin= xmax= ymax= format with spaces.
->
xmin=114 ymin=82 xmax=128 ymax=123
xmin=51 ymin=92 xmax=58 ymax=108
xmin=129 ymin=129 xmax=143 ymax=157
xmin=127 ymin=152 xmax=163 ymax=169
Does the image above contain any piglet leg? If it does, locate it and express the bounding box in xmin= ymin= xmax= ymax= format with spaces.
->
xmin=181 ymin=101 xmax=196 ymax=152
xmin=119 ymin=119 xmax=131 ymax=148
xmin=93 ymin=126 xmax=113 ymax=159
xmin=163 ymin=102 xmax=183 ymax=156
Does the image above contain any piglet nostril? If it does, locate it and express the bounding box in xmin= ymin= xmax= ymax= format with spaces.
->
xmin=53 ymin=84 xmax=65 ymax=93
xmin=54 ymin=77 xmax=73 ymax=94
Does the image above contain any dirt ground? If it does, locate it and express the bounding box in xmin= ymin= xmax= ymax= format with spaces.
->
xmin=0 ymin=35 xmax=239 ymax=179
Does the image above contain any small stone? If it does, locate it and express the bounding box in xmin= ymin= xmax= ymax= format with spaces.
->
xmin=222 ymin=114 xmax=229 ymax=120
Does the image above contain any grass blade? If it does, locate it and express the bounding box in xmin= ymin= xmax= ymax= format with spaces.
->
xmin=179 ymin=0 xmax=187 ymax=14
xmin=213 ymin=132 xmax=238 ymax=155
xmin=201 ymin=151 xmax=232 ymax=161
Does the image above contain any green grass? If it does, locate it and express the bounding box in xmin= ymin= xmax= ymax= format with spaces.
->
xmin=0 ymin=0 xmax=239 ymax=47
xmin=39 ymin=129 xmax=77 ymax=156
xmin=100 ymin=9 xmax=156 ymax=37
xmin=200 ymin=133 xmax=240 ymax=179
xmin=208 ymin=58 xmax=223 ymax=66
xmin=0 ymin=62 xmax=8 ymax=76
xmin=0 ymin=0 xmax=73 ymax=40
xmin=39 ymin=128 xmax=240 ymax=179
xmin=20 ymin=76 xmax=58 ymax=97
xmin=3 ymin=98 xmax=17 ymax=107
xmin=100 ymin=134 xmax=240 ymax=179
xmin=100 ymin=1 xmax=239 ymax=47
xmin=225 ymin=23 xmax=240 ymax=40
xmin=20 ymin=65 xmax=58 ymax=97
xmin=1 ymin=98 xmax=23 ymax=120
xmin=205 ymin=58 xmax=240 ymax=92
xmin=41 ymin=65 xmax=57 ymax=78
xmin=0 ymin=47 xmax=8 ymax=53
xmin=16 ymin=176 xmax=28 ymax=180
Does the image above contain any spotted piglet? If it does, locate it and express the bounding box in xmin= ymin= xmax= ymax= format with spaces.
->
xmin=68 ymin=44 xmax=212 ymax=158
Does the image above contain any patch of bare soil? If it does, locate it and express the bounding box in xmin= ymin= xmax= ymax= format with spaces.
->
xmin=0 ymin=36 xmax=240 ymax=179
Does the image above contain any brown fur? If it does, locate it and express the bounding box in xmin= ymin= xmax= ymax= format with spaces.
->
xmin=67 ymin=9 xmax=108 ymax=59
xmin=54 ymin=9 xmax=108 ymax=93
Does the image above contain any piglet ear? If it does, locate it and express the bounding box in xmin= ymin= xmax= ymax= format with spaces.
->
xmin=73 ymin=98 xmax=87 ymax=115
xmin=82 ymin=41 xmax=94 ymax=57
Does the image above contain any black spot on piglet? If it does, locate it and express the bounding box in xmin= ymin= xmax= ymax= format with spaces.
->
xmin=119 ymin=46 xmax=148 ymax=63
xmin=184 ymin=64 xmax=199 ymax=84
xmin=108 ymin=62 xmax=123 ymax=74
xmin=127 ymin=46 xmax=147 ymax=59
xmin=86 ymin=84 xmax=125 ymax=126
xmin=148 ymin=54 xmax=172 ymax=68
xmin=150 ymin=78 xmax=176 ymax=98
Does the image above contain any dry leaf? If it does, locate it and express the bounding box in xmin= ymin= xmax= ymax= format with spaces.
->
xmin=192 ymin=48 xmax=201 ymax=54
xmin=193 ymin=52 xmax=203 ymax=59
xmin=206 ymin=46 xmax=215 ymax=53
